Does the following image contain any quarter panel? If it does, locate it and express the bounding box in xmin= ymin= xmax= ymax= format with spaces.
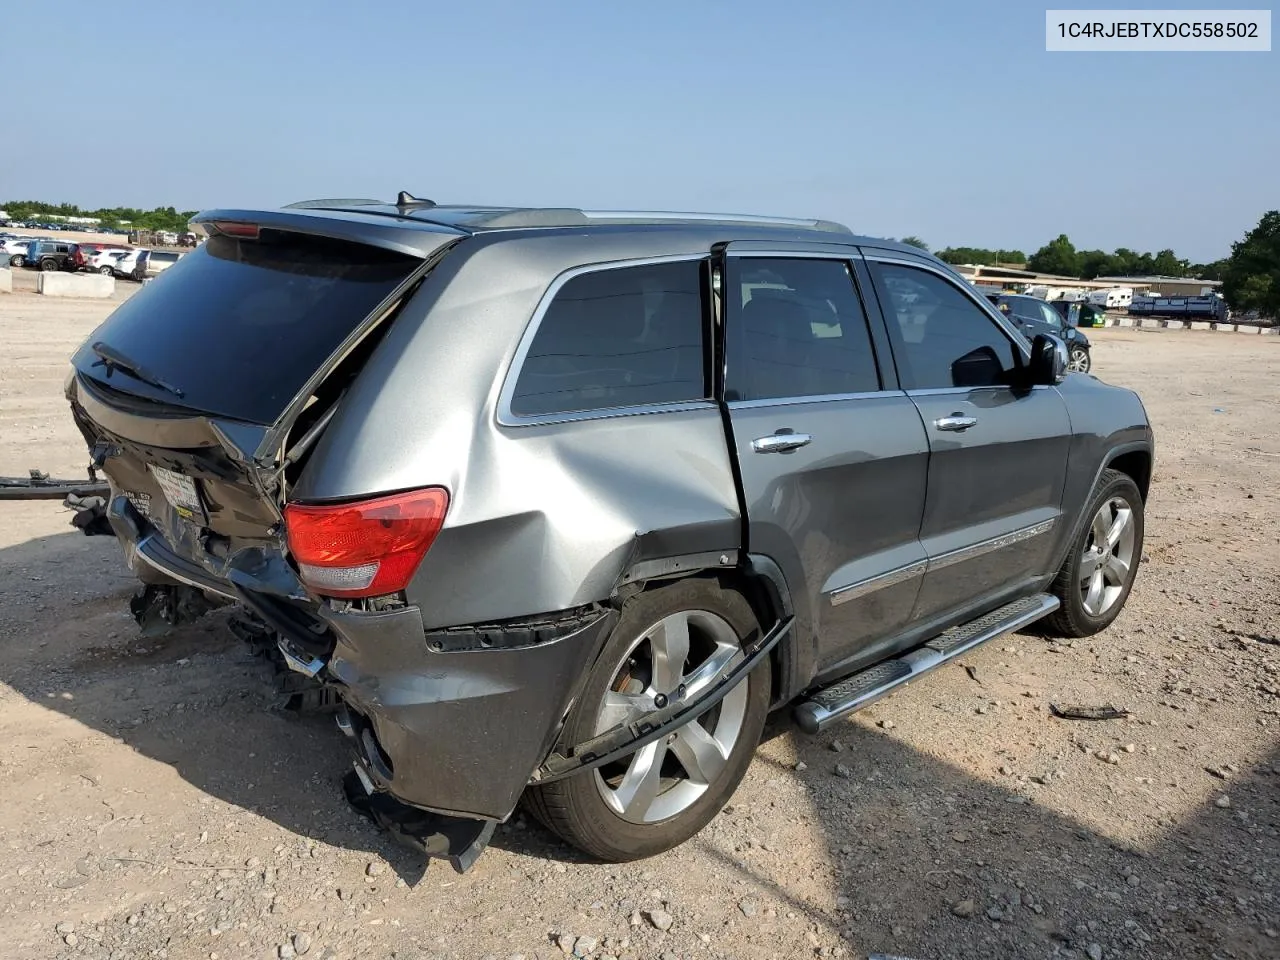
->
xmin=1049 ymin=375 xmax=1154 ymax=566
xmin=297 ymin=233 xmax=745 ymax=629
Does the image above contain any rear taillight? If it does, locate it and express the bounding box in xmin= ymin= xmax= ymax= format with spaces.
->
xmin=284 ymin=488 xmax=449 ymax=599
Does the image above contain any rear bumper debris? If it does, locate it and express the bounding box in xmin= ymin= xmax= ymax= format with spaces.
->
xmin=324 ymin=604 xmax=617 ymax=822
xmin=0 ymin=467 xmax=110 ymax=501
xmin=341 ymin=769 xmax=496 ymax=874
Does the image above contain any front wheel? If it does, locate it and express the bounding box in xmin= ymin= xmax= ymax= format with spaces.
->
xmin=40 ymin=258 xmax=58 ymax=271
xmin=98 ymin=265 xmax=113 ymax=275
xmin=524 ymin=578 xmax=770 ymax=861
xmin=1044 ymin=468 xmax=1144 ymax=637
xmin=10 ymin=255 xmax=24 ymax=267
xmin=1068 ymin=346 xmax=1091 ymax=373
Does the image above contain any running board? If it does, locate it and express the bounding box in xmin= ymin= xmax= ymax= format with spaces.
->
xmin=793 ymin=593 xmax=1059 ymax=734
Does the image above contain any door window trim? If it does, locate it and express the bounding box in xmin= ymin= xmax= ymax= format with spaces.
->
xmin=722 ymin=250 xmax=897 ymax=406
xmin=866 ymin=256 xmax=1033 ymax=355
xmin=496 ymin=254 xmax=715 ymax=428
xmin=865 ymin=256 xmax=1042 ymax=396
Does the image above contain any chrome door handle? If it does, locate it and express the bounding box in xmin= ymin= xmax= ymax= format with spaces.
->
xmin=752 ymin=432 xmax=812 ymax=453
xmin=934 ymin=415 xmax=977 ymax=432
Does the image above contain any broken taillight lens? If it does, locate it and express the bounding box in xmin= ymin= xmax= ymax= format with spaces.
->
xmin=284 ymin=487 xmax=449 ymax=599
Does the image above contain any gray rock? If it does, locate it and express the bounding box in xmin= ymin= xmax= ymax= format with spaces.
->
xmin=64 ymin=934 xmax=79 ymax=947
xmin=951 ymin=899 xmax=977 ymax=918
xmin=878 ymin=719 xmax=895 ymax=730
xmin=985 ymin=905 xmax=1004 ymax=922
xmin=834 ymin=763 xmax=854 ymax=779
xmin=646 ymin=908 xmax=674 ymax=932
xmin=794 ymin=761 xmax=808 ymax=772
xmin=365 ymin=861 xmax=385 ymax=877
xmin=1215 ymin=794 xmax=1231 ymax=808
xmin=573 ymin=935 xmax=599 ymax=957
xmin=1087 ymin=943 xmax=1104 ymax=960
xmin=279 ymin=944 xmax=296 ymax=960
xmin=829 ymin=739 xmax=846 ymax=752
xmin=739 ymin=899 xmax=759 ymax=918
xmin=556 ymin=934 xmax=575 ymax=955
xmin=293 ymin=932 xmax=312 ymax=955
xmin=55 ymin=922 xmax=75 ymax=936
xmin=999 ymin=765 xmax=1014 ymax=776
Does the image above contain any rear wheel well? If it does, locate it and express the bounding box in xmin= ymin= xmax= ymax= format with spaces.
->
xmin=1106 ymin=450 xmax=1152 ymax=501
xmin=619 ymin=567 xmax=789 ymax=707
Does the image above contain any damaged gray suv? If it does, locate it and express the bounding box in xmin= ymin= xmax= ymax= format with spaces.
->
xmin=66 ymin=197 xmax=1154 ymax=871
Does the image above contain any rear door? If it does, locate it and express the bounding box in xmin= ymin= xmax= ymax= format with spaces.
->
xmin=722 ymin=251 xmax=930 ymax=673
xmin=864 ymin=256 xmax=1072 ymax=623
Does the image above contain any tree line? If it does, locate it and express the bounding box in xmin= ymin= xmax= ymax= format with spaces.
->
xmin=901 ymin=211 xmax=1279 ymax=316
xmin=2 ymin=200 xmax=199 ymax=235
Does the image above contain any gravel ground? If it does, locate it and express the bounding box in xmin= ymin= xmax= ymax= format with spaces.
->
xmin=0 ymin=293 xmax=1277 ymax=960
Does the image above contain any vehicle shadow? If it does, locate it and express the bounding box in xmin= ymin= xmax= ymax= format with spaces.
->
xmin=1 ymin=530 xmax=1276 ymax=959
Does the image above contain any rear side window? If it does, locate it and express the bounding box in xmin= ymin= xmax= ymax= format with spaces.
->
xmin=726 ymin=258 xmax=880 ymax=401
xmin=509 ymin=260 xmax=706 ymax=418
xmin=71 ymin=232 xmax=420 ymax=424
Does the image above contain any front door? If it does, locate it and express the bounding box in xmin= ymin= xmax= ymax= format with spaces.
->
xmin=722 ymin=254 xmax=930 ymax=672
xmin=865 ymin=259 xmax=1072 ymax=623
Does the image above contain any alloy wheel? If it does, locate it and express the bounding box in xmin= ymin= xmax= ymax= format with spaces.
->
xmin=1068 ymin=347 xmax=1091 ymax=373
xmin=1079 ymin=496 xmax=1136 ymax=616
xmin=592 ymin=610 xmax=747 ymax=824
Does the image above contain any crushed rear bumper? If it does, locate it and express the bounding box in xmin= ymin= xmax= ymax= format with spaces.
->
xmin=322 ymin=603 xmax=617 ymax=821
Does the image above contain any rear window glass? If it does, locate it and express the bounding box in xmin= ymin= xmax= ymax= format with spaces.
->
xmin=509 ymin=260 xmax=706 ymax=417
xmin=72 ymin=231 xmax=420 ymax=424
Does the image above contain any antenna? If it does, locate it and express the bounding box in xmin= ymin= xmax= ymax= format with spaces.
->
xmin=396 ymin=191 xmax=436 ymax=210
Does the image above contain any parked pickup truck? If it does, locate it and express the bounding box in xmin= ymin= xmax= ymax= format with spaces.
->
xmin=64 ymin=199 xmax=1155 ymax=871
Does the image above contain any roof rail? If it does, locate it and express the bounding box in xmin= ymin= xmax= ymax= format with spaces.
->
xmin=282 ymin=198 xmax=384 ymax=209
xmin=454 ymin=208 xmax=852 ymax=233
xmin=578 ymin=210 xmax=852 ymax=233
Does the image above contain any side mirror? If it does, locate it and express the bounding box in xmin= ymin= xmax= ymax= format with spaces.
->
xmin=1028 ymin=333 xmax=1068 ymax=385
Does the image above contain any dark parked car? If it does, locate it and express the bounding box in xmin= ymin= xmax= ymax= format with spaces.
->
xmin=24 ymin=240 xmax=84 ymax=272
xmin=989 ymin=293 xmax=1093 ymax=373
xmin=65 ymin=200 xmax=1153 ymax=871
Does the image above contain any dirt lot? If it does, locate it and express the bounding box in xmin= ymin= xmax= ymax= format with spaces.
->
xmin=0 ymin=291 xmax=1277 ymax=960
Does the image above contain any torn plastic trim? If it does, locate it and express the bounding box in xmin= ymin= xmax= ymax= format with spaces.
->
xmin=532 ymin=614 xmax=793 ymax=784
xmin=423 ymin=604 xmax=605 ymax=653
xmin=341 ymin=770 xmax=496 ymax=874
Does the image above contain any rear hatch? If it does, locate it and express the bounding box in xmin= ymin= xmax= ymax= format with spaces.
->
xmin=67 ymin=215 xmax=460 ymax=619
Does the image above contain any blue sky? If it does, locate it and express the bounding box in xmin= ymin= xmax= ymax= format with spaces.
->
xmin=1 ymin=1 xmax=1274 ymax=261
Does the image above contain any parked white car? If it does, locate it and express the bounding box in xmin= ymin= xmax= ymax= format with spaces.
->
xmin=2 ymin=238 xmax=33 ymax=267
xmin=112 ymin=249 xmax=149 ymax=280
xmin=113 ymin=249 xmax=183 ymax=281
xmin=89 ymin=249 xmax=130 ymax=275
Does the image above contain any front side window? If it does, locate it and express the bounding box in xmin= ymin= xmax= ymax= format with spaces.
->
xmin=509 ymin=259 xmax=706 ymax=417
xmin=726 ymin=258 xmax=880 ymax=401
xmin=873 ymin=263 xmax=1020 ymax=390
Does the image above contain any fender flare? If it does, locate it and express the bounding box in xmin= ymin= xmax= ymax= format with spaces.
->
xmin=1052 ymin=440 xmax=1153 ymax=572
